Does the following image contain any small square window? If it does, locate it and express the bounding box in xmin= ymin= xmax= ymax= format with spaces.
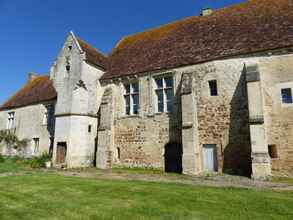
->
xmin=281 ymin=88 xmax=293 ymax=104
xmin=209 ymin=80 xmax=218 ymax=96
xmin=68 ymin=46 xmax=72 ymax=51
xmin=268 ymin=145 xmax=278 ymax=159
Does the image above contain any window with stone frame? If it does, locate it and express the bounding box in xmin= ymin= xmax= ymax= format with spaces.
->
xmin=7 ymin=112 xmax=15 ymax=130
xmin=124 ymin=82 xmax=139 ymax=115
xmin=155 ymin=76 xmax=174 ymax=113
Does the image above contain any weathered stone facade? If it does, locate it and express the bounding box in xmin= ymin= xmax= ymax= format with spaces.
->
xmin=50 ymin=32 xmax=105 ymax=167
xmin=1 ymin=1 xmax=293 ymax=180
xmin=0 ymin=101 xmax=55 ymax=157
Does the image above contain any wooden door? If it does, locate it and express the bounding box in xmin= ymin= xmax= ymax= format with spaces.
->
xmin=203 ymin=144 xmax=218 ymax=172
xmin=56 ymin=143 xmax=67 ymax=164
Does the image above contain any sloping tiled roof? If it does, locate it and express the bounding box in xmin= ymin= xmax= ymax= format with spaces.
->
xmin=77 ymin=38 xmax=109 ymax=70
xmin=102 ymin=0 xmax=293 ymax=79
xmin=0 ymin=76 xmax=57 ymax=110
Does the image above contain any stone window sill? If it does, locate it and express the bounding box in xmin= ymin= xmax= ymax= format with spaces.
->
xmin=281 ymin=103 xmax=293 ymax=108
xmin=154 ymin=112 xmax=174 ymax=116
xmin=118 ymin=115 xmax=141 ymax=120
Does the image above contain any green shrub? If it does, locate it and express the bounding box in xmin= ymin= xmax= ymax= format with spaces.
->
xmin=0 ymin=154 xmax=5 ymax=163
xmin=30 ymin=152 xmax=51 ymax=168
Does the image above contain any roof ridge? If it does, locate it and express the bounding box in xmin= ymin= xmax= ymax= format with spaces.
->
xmin=75 ymin=36 xmax=109 ymax=70
xmin=103 ymin=0 xmax=293 ymax=79
xmin=113 ymin=0 xmax=250 ymax=52
xmin=0 ymin=75 xmax=57 ymax=110
xmin=76 ymin=37 xmax=108 ymax=58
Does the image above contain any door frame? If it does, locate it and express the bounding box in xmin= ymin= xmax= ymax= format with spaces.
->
xmin=56 ymin=142 xmax=67 ymax=164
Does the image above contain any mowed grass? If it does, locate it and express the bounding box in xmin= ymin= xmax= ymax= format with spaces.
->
xmin=0 ymin=158 xmax=31 ymax=174
xmin=0 ymin=174 xmax=293 ymax=220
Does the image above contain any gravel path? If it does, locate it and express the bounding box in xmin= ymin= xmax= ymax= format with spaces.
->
xmin=1 ymin=168 xmax=293 ymax=191
xmin=55 ymin=169 xmax=293 ymax=191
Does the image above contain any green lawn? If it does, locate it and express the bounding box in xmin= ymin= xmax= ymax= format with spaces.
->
xmin=0 ymin=158 xmax=31 ymax=174
xmin=1 ymin=159 xmax=293 ymax=220
xmin=0 ymin=173 xmax=292 ymax=220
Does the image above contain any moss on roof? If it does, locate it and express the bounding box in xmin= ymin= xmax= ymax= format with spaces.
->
xmin=103 ymin=0 xmax=293 ymax=79
xmin=0 ymin=76 xmax=57 ymax=110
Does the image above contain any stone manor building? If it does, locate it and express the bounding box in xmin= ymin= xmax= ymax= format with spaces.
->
xmin=1 ymin=0 xmax=293 ymax=179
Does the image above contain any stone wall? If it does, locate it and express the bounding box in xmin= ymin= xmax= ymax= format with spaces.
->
xmin=106 ymin=73 xmax=182 ymax=169
xmin=191 ymin=60 xmax=252 ymax=176
xmin=0 ymin=102 xmax=55 ymax=157
xmin=104 ymin=51 xmax=293 ymax=176
xmin=51 ymin=33 xmax=105 ymax=168
xmin=260 ymin=55 xmax=293 ymax=176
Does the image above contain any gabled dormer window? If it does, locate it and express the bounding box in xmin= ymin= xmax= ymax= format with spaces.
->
xmin=124 ymin=82 xmax=139 ymax=115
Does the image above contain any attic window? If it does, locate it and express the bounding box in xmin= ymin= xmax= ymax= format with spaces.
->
xmin=68 ymin=46 xmax=72 ymax=51
xmin=66 ymin=65 xmax=71 ymax=72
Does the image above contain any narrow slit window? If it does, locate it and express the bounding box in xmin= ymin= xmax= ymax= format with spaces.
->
xmin=33 ymin=138 xmax=40 ymax=154
xmin=209 ymin=80 xmax=218 ymax=96
xmin=117 ymin=147 xmax=121 ymax=160
xmin=281 ymin=88 xmax=293 ymax=104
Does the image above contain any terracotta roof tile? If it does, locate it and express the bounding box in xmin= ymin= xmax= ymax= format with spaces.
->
xmin=77 ymin=38 xmax=109 ymax=70
xmin=0 ymin=76 xmax=57 ymax=110
xmin=102 ymin=0 xmax=293 ymax=79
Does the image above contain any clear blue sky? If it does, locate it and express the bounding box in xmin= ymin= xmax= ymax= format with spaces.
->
xmin=0 ymin=0 xmax=245 ymax=104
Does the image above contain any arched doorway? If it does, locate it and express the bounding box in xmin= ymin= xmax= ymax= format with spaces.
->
xmin=164 ymin=142 xmax=183 ymax=173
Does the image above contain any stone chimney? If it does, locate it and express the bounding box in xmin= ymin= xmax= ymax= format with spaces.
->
xmin=201 ymin=8 xmax=213 ymax=16
xmin=28 ymin=72 xmax=39 ymax=82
